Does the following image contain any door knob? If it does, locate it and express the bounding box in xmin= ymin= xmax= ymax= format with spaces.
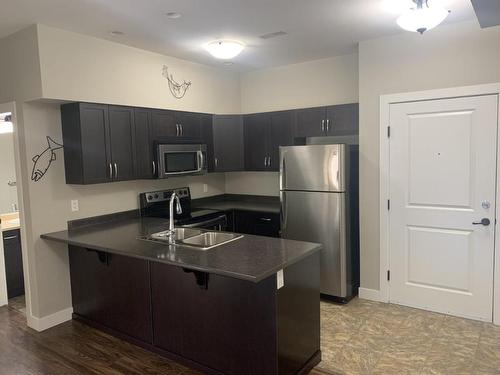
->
xmin=472 ymin=218 xmax=490 ymax=226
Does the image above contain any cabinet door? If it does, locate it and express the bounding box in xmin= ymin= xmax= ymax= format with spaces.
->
xmin=3 ymin=229 xmax=24 ymax=299
xmin=244 ymin=113 xmax=270 ymax=171
xmin=213 ymin=115 xmax=244 ymax=172
xmin=134 ymin=109 xmax=154 ymax=179
xmin=200 ymin=114 xmax=215 ymax=172
xmin=79 ymin=103 xmax=112 ymax=183
xmin=151 ymin=109 xmax=177 ymax=139
xmin=326 ymin=103 xmax=359 ymax=136
xmin=108 ymin=106 xmax=136 ymax=181
xmin=269 ymin=111 xmax=294 ymax=171
xmin=176 ymin=111 xmax=201 ymax=138
xmin=295 ymin=107 xmax=327 ymax=138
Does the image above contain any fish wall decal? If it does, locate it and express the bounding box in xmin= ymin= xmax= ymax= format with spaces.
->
xmin=162 ymin=65 xmax=192 ymax=99
xmin=31 ymin=136 xmax=63 ymax=182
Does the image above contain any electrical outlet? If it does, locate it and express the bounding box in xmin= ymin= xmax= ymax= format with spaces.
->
xmin=203 ymin=184 xmax=208 ymax=193
xmin=71 ymin=199 xmax=79 ymax=212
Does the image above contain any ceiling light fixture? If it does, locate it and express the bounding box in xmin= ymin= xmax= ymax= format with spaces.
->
xmin=204 ymin=40 xmax=245 ymax=60
xmin=396 ymin=0 xmax=450 ymax=34
xmin=166 ymin=12 xmax=182 ymax=19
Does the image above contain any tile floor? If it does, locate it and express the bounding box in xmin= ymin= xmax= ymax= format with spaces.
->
xmin=318 ymin=298 xmax=500 ymax=375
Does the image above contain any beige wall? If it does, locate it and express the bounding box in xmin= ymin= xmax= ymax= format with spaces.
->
xmin=240 ymin=54 xmax=359 ymax=114
xmin=359 ymin=21 xmax=500 ymax=291
xmin=0 ymin=132 xmax=18 ymax=213
xmin=0 ymin=25 xmax=42 ymax=102
xmin=225 ymin=172 xmax=279 ymax=196
xmin=37 ymin=25 xmax=241 ymax=114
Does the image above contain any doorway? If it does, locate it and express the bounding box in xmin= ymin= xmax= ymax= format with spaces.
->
xmin=379 ymin=84 xmax=500 ymax=323
xmin=0 ymin=102 xmax=29 ymax=319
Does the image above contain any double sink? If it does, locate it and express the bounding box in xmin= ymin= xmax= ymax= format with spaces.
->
xmin=143 ymin=227 xmax=243 ymax=250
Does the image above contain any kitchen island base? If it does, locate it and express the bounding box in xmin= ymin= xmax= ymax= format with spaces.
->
xmin=68 ymin=245 xmax=320 ymax=375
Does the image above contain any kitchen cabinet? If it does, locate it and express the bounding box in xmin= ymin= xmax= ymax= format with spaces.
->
xmin=3 ymin=229 xmax=24 ymax=299
xmin=244 ymin=111 xmax=294 ymax=172
xmin=151 ymin=109 xmax=177 ymax=139
xmin=133 ymin=108 xmax=155 ymax=179
xmin=233 ymin=210 xmax=280 ymax=238
xmin=69 ymin=246 xmax=153 ymax=343
xmin=61 ymin=103 xmax=137 ymax=184
xmin=295 ymin=103 xmax=358 ymax=138
xmin=108 ymin=106 xmax=136 ymax=181
xmin=212 ymin=115 xmax=244 ymax=172
xmin=175 ymin=111 xmax=202 ymax=138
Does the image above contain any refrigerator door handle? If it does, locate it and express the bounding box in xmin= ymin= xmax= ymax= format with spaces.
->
xmin=280 ymin=191 xmax=288 ymax=232
xmin=280 ymin=150 xmax=287 ymax=190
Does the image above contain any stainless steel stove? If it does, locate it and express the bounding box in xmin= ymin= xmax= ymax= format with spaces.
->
xmin=139 ymin=187 xmax=227 ymax=230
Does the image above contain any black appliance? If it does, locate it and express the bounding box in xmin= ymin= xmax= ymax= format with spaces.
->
xmin=139 ymin=187 xmax=227 ymax=230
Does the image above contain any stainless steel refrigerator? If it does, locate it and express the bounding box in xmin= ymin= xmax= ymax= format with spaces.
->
xmin=280 ymin=144 xmax=359 ymax=301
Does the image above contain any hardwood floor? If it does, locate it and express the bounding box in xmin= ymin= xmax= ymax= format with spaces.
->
xmin=0 ymin=306 xmax=333 ymax=375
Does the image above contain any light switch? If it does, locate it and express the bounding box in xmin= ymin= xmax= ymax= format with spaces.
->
xmin=277 ymin=269 xmax=284 ymax=289
xmin=71 ymin=199 xmax=79 ymax=212
xmin=203 ymin=184 xmax=208 ymax=193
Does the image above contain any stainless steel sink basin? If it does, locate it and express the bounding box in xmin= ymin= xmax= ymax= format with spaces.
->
xmin=180 ymin=232 xmax=243 ymax=250
xmin=150 ymin=227 xmax=202 ymax=241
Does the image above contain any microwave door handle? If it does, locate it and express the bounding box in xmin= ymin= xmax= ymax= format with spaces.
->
xmin=197 ymin=151 xmax=204 ymax=172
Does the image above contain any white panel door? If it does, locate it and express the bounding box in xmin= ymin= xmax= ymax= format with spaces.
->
xmin=389 ymin=95 xmax=498 ymax=321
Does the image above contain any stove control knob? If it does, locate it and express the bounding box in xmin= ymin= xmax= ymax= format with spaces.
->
xmin=147 ymin=195 xmax=153 ymax=201
xmin=154 ymin=194 xmax=159 ymax=199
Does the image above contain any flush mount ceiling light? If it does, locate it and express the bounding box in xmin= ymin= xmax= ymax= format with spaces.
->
xmin=397 ymin=0 xmax=450 ymax=34
xmin=204 ymin=40 xmax=245 ymax=60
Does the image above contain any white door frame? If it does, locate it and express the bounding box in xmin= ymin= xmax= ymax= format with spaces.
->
xmin=379 ymin=83 xmax=500 ymax=325
xmin=0 ymin=101 xmax=32 ymax=323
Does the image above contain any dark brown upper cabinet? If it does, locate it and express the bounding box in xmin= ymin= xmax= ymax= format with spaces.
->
xmin=211 ymin=115 xmax=245 ymax=172
xmin=108 ymin=106 xmax=136 ymax=181
xmin=295 ymin=103 xmax=358 ymax=138
xmin=62 ymin=103 xmax=136 ymax=184
xmin=244 ymin=111 xmax=294 ymax=172
xmin=133 ymin=108 xmax=155 ymax=179
xmin=151 ymin=109 xmax=202 ymax=140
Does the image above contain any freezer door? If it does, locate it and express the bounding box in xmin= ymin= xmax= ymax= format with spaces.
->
xmin=280 ymin=144 xmax=346 ymax=192
xmin=280 ymin=190 xmax=347 ymax=297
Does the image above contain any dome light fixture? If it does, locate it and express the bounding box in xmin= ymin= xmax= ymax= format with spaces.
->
xmin=397 ymin=0 xmax=450 ymax=34
xmin=204 ymin=40 xmax=245 ymax=60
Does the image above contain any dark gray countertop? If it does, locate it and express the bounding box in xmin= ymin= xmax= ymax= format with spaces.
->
xmin=192 ymin=194 xmax=280 ymax=214
xmin=41 ymin=217 xmax=320 ymax=283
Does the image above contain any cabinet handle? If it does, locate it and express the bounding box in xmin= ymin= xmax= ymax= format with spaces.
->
xmin=114 ymin=163 xmax=118 ymax=179
xmin=152 ymin=161 xmax=156 ymax=175
xmin=264 ymin=157 xmax=267 ymax=167
xmin=326 ymin=119 xmax=330 ymax=132
xmin=180 ymin=124 xmax=183 ymax=136
xmin=321 ymin=119 xmax=325 ymax=132
xmin=3 ymin=235 xmax=18 ymax=240
xmin=109 ymin=163 xmax=113 ymax=179
xmin=260 ymin=217 xmax=272 ymax=222
xmin=175 ymin=124 xmax=179 ymax=136
xmin=215 ymin=158 xmax=219 ymax=168
xmin=267 ymin=156 xmax=271 ymax=167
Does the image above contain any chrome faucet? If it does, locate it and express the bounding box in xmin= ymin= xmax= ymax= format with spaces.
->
xmin=168 ymin=192 xmax=183 ymax=238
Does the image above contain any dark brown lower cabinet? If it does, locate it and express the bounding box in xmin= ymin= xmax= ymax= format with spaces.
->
xmin=233 ymin=210 xmax=280 ymax=238
xmin=68 ymin=245 xmax=320 ymax=375
xmin=3 ymin=229 xmax=25 ymax=299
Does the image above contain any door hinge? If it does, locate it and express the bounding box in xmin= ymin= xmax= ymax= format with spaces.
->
xmin=387 ymin=126 xmax=391 ymax=138
xmin=387 ymin=270 xmax=391 ymax=281
xmin=387 ymin=199 xmax=390 ymax=210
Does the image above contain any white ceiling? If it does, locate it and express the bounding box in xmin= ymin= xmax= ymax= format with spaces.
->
xmin=1 ymin=0 xmax=477 ymax=71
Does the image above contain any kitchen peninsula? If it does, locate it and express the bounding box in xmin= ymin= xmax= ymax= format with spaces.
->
xmin=42 ymin=215 xmax=321 ymax=375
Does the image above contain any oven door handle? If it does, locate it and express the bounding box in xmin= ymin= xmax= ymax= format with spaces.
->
xmin=181 ymin=215 xmax=227 ymax=228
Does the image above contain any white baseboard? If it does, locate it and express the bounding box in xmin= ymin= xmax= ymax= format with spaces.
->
xmin=358 ymin=287 xmax=381 ymax=302
xmin=27 ymin=307 xmax=73 ymax=332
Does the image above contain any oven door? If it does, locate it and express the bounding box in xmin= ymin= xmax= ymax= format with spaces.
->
xmin=157 ymin=144 xmax=207 ymax=178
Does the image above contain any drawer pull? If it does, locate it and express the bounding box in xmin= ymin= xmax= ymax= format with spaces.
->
xmin=3 ymin=235 xmax=18 ymax=240
xmin=260 ymin=218 xmax=272 ymax=222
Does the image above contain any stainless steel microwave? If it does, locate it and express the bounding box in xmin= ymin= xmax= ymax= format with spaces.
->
xmin=157 ymin=144 xmax=207 ymax=178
